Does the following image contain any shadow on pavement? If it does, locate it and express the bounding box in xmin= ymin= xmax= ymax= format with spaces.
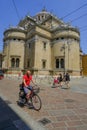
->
xmin=0 ymin=97 xmax=32 ymax=130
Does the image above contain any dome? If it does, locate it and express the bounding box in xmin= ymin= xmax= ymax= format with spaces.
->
xmin=34 ymin=8 xmax=51 ymax=22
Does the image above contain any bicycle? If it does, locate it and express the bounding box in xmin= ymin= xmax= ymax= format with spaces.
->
xmin=18 ymin=84 xmax=42 ymax=111
xmin=61 ymin=80 xmax=70 ymax=89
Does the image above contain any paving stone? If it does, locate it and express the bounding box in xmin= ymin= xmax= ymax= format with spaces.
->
xmin=66 ymin=120 xmax=84 ymax=127
xmin=52 ymin=122 xmax=67 ymax=128
xmin=1 ymin=77 xmax=87 ymax=130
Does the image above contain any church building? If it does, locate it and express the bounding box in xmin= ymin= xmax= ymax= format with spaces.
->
xmin=2 ymin=9 xmax=82 ymax=76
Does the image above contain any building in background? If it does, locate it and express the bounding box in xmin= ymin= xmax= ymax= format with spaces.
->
xmin=0 ymin=52 xmax=4 ymax=69
xmin=82 ymin=55 xmax=87 ymax=76
xmin=2 ymin=9 xmax=82 ymax=76
xmin=0 ymin=52 xmax=2 ymax=68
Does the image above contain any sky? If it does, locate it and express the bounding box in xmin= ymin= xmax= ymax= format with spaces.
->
xmin=0 ymin=0 xmax=87 ymax=54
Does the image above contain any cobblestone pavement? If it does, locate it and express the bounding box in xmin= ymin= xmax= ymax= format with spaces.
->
xmin=0 ymin=77 xmax=87 ymax=130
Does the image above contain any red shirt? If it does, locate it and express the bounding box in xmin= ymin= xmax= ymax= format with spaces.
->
xmin=54 ymin=78 xmax=58 ymax=83
xmin=23 ymin=75 xmax=32 ymax=86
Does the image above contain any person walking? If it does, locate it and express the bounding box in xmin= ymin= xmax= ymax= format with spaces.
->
xmin=58 ymin=73 xmax=63 ymax=87
xmin=65 ymin=72 xmax=70 ymax=88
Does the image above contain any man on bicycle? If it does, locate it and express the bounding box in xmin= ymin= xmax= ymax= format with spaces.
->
xmin=23 ymin=70 xmax=36 ymax=100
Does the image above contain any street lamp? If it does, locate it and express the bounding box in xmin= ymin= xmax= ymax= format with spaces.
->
xmin=61 ymin=42 xmax=66 ymax=73
xmin=67 ymin=40 xmax=70 ymax=71
xmin=61 ymin=40 xmax=71 ymax=73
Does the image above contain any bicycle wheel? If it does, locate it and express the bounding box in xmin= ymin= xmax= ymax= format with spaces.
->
xmin=31 ymin=94 xmax=42 ymax=111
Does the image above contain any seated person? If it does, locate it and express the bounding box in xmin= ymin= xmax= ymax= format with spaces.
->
xmin=53 ymin=76 xmax=59 ymax=86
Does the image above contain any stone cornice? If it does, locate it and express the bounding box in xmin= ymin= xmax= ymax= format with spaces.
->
xmin=4 ymin=27 xmax=26 ymax=35
xmin=51 ymin=26 xmax=80 ymax=35
xmin=26 ymin=15 xmax=36 ymax=22
xmin=3 ymin=36 xmax=26 ymax=42
xmin=27 ymin=25 xmax=80 ymax=40
xmin=36 ymin=24 xmax=51 ymax=32
xmin=27 ymin=25 xmax=52 ymax=39
xmin=26 ymin=31 xmax=52 ymax=40
xmin=18 ymin=15 xmax=36 ymax=26
xmin=28 ymin=23 xmax=80 ymax=37
xmin=40 ymin=15 xmax=64 ymax=25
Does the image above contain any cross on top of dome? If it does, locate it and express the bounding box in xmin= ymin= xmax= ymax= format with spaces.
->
xmin=42 ymin=6 xmax=47 ymax=12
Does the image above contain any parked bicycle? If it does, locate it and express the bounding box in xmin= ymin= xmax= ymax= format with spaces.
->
xmin=18 ymin=84 xmax=42 ymax=111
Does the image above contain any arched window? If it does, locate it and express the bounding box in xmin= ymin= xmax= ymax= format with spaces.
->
xmin=60 ymin=59 xmax=64 ymax=68
xmin=16 ymin=58 xmax=20 ymax=67
xmin=56 ymin=59 xmax=59 ymax=68
xmin=11 ymin=58 xmax=15 ymax=67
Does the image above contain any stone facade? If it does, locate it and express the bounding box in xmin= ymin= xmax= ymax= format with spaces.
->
xmin=2 ymin=9 xmax=82 ymax=76
xmin=0 ymin=53 xmax=3 ymax=68
xmin=0 ymin=52 xmax=5 ymax=69
xmin=82 ymin=55 xmax=87 ymax=76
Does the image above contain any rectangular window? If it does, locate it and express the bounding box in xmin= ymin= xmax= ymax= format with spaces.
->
xmin=43 ymin=42 xmax=46 ymax=50
xmin=56 ymin=59 xmax=59 ymax=68
xmin=42 ymin=60 xmax=46 ymax=69
xmin=60 ymin=59 xmax=64 ymax=68
xmin=16 ymin=58 xmax=20 ymax=68
xmin=11 ymin=58 xmax=15 ymax=68
xmin=27 ymin=60 xmax=30 ymax=68
xmin=55 ymin=58 xmax=64 ymax=69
